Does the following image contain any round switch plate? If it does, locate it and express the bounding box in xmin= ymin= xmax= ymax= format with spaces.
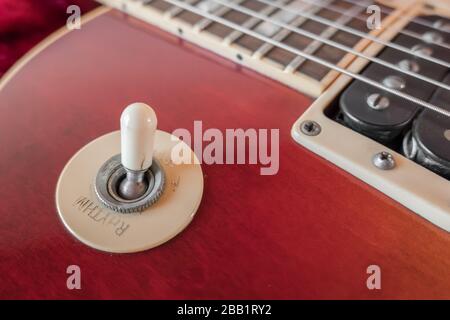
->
xmin=56 ymin=130 xmax=203 ymax=253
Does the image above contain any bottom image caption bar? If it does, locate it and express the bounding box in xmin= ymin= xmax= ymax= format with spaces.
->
xmin=176 ymin=303 xmax=272 ymax=318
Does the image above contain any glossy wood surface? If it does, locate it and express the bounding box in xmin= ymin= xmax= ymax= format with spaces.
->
xmin=0 ymin=8 xmax=449 ymax=299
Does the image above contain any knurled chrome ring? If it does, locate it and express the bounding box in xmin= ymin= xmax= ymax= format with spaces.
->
xmin=94 ymin=154 xmax=165 ymax=213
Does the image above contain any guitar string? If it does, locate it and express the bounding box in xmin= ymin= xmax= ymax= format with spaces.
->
xmin=141 ymin=0 xmax=450 ymax=52
xmin=208 ymin=0 xmax=450 ymax=91
xmin=162 ymin=0 xmax=450 ymax=118
xmin=292 ymin=0 xmax=450 ymax=49
xmin=341 ymin=0 xmax=450 ymax=34
xmin=253 ymin=0 xmax=450 ymax=69
xmin=140 ymin=0 xmax=450 ymax=33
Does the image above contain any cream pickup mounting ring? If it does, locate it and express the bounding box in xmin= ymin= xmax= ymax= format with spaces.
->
xmin=56 ymin=103 xmax=204 ymax=253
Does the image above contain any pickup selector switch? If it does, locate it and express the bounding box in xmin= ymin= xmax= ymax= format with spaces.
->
xmin=94 ymin=103 xmax=165 ymax=213
xmin=56 ymin=102 xmax=203 ymax=253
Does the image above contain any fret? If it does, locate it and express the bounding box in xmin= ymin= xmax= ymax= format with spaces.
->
xmin=264 ymin=20 xmax=325 ymax=68
xmin=233 ymin=34 xmax=265 ymax=52
xmin=145 ymin=0 xmax=173 ymax=12
xmin=166 ymin=0 xmax=198 ymax=18
xmin=329 ymin=30 xmax=360 ymax=49
xmin=175 ymin=9 xmax=204 ymax=25
xmin=196 ymin=0 xmax=222 ymax=13
xmin=329 ymin=0 xmax=354 ymax=11
xmin=314 ymin=7 xmax=345 ymax=22
xmin=264 ymin=45 xmax=296 ymax=66
xmin=224 ymin=0 xmax=280 ymax=46
xmin=296 ymin=1 xmax=394 ymax=82
xmin=222 ymin=9 xmax=251 ymax=24
xmin=239 ymin=0 xmax=267 ymax=11
xmin=324 ymin=3 xmax=391 ymax=50
xmin=195 ymin=0 xmax=245 ymax=32
xmin=264 ymin=20 xmax=337 ymax=67
xmin=202 ymin=0 xmax=270 ymax=41
xmin=254 ymin=0 xmax=305 ymax=37
xmin=346 ymin=13 xmax=374 ymax=32
xmin=287 ymin=2 xmax=365 ymax=74
xmin=254 ymin=0 xmax=325 ymax=59
xmin=228 ymin=1 xmax=292 ymax=52
xmin=204 ymin=22 xmax=235 ymax=38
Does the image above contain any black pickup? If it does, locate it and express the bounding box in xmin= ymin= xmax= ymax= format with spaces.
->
xmin=333 ymin=15 xmax=450 ymax=180
xmin=404 ymin=73 xmax=450 ymax=179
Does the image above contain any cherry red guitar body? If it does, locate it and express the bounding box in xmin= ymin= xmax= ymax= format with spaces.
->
xmin=0 ymin=8 xmax=449 ymax=299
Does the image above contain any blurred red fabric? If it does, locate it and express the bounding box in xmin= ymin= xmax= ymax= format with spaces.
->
xmin=0 ymin=0 xmax=98 ymax=76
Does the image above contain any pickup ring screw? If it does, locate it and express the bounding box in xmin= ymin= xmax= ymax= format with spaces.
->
xmin=300 ymin=120 xmax=321 ymax=136
xmin=372 ymin=151 xmax=396 ymax=170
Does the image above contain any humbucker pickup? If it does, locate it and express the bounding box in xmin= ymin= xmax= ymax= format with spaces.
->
xmin=336 ymin=15 xmax=450 ymax=180
xmin=292 ymin=7 xmax=450 ymax=232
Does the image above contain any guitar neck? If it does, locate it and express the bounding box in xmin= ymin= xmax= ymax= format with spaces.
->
xmin=97 ymin=0 xmax=410 ymax=97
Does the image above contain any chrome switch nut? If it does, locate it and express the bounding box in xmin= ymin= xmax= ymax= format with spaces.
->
xmin=94 ymin=103 xmax=165 ymax=213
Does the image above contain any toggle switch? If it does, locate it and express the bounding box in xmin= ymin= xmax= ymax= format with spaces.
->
xmin=56 ymin=102 xmax=203 ymax=253
xmin=94 ymin=103 xmax=165 ymax=213
xmin=119 ymin=103 xmax=157 ymax=200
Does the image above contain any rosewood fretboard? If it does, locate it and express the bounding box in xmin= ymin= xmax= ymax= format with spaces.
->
xmin=99 ymin=0 xmax=399 ymax=96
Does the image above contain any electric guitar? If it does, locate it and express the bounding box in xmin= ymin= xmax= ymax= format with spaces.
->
xmin=1 ymin=0 xmax=450 ymax=299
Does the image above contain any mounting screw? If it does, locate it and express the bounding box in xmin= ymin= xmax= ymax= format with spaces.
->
xmin=300 ymin=120 xmax=321 ymax=136
xmin=372 ymin=151 xmax=396 ymax=170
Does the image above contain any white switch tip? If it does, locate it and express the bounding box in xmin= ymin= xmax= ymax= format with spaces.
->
xmin=120 ymin=102 xmax=157 ymax=171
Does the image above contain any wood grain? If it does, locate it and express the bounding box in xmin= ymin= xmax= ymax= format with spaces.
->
xmin=0 ymin=8 xmax=449 ymax=299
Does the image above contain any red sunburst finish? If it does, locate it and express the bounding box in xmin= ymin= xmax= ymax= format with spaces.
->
xmin=0 ymin=9 xmax=449 ymax=299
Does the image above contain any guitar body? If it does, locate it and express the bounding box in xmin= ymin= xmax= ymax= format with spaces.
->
xmin=0 ymin=7 xmax=449 ymax=299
